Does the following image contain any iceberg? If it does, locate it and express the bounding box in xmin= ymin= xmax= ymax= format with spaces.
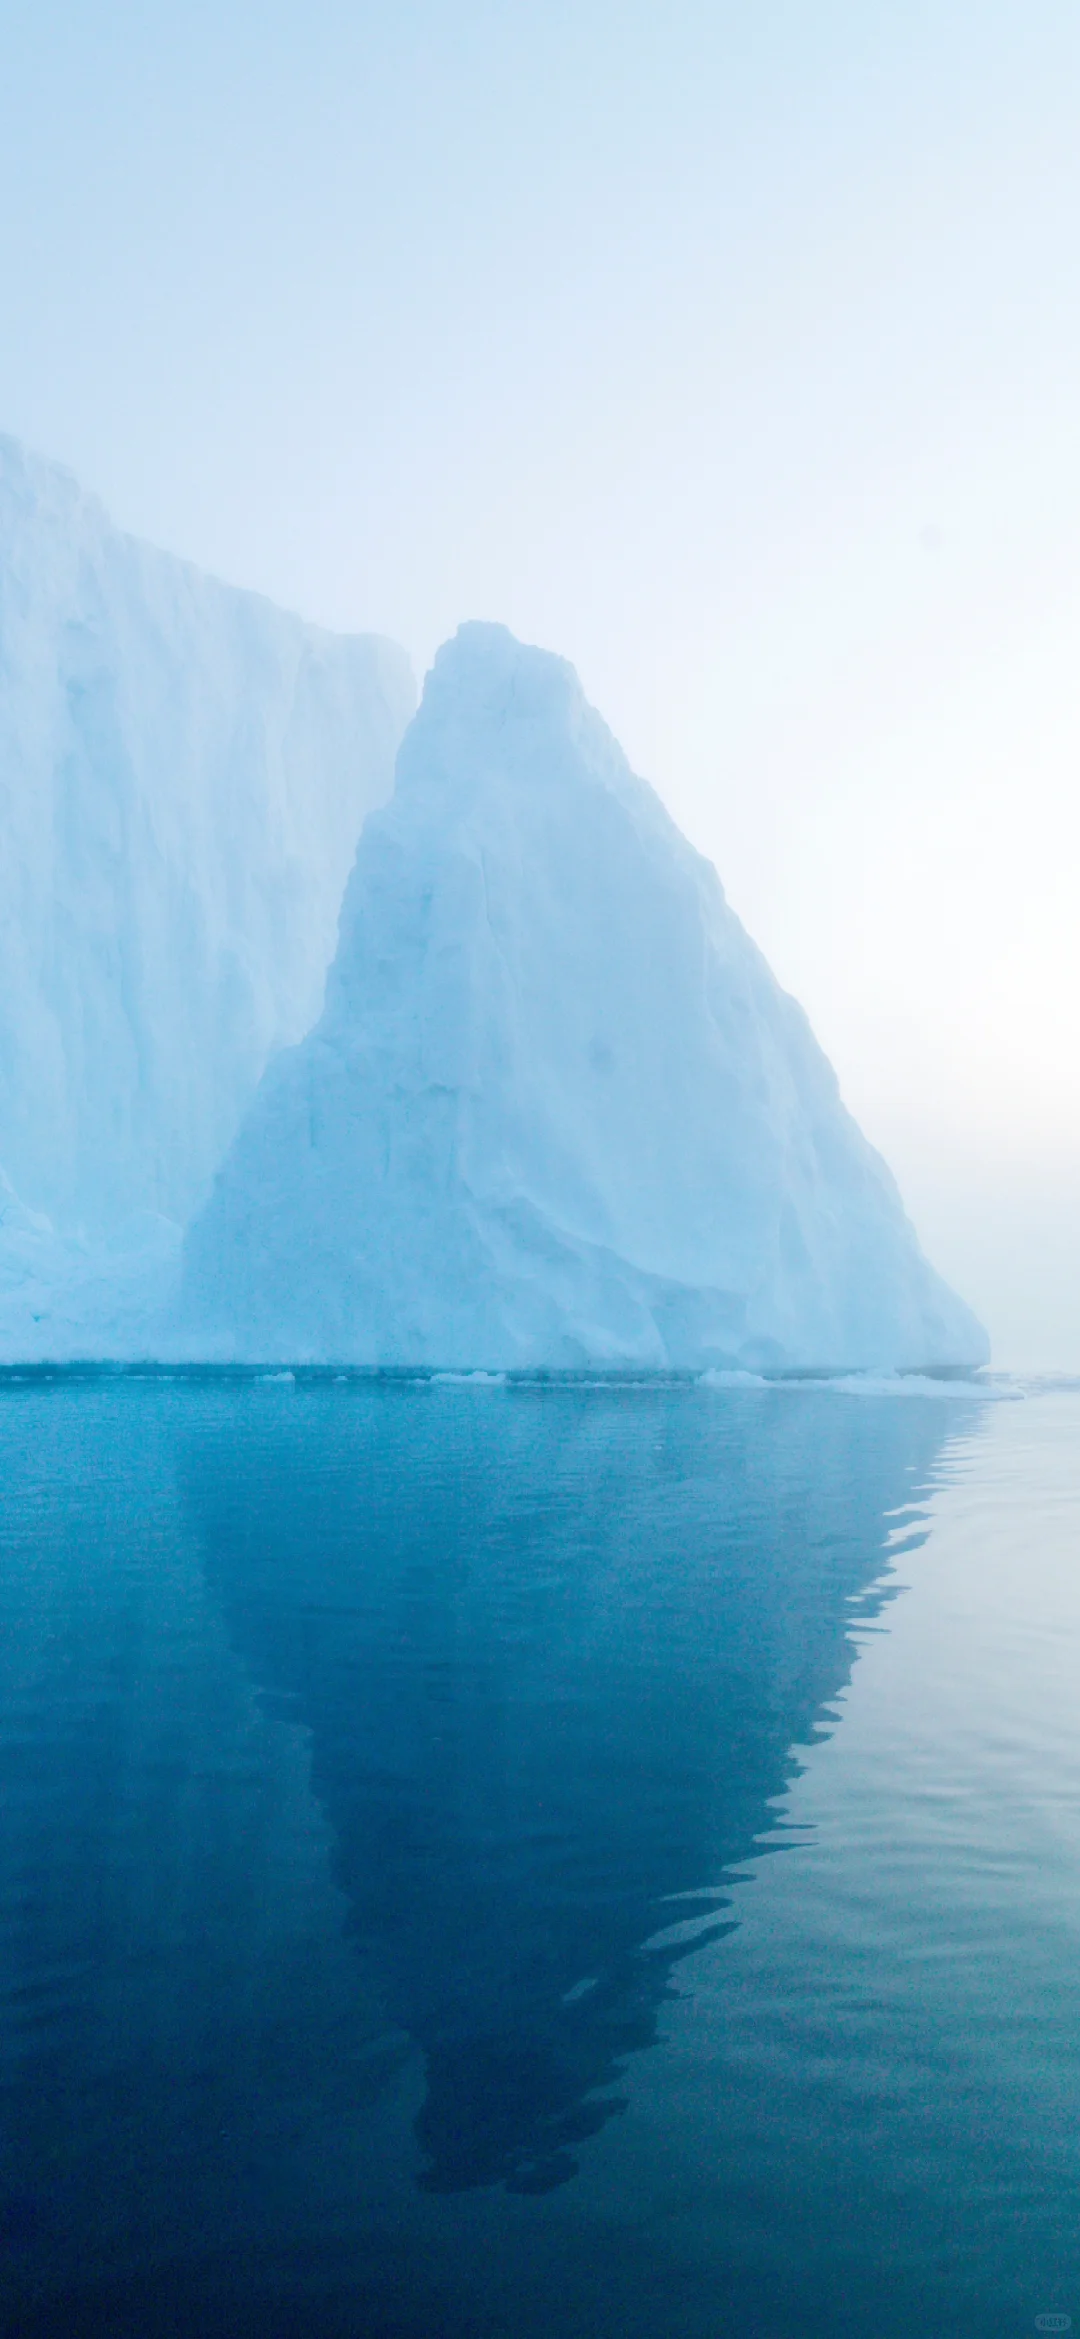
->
xmin=0 ymin=437 xmax=414 ymax=1353
xmin=184 ymin=623 xmax=988 ymax=1371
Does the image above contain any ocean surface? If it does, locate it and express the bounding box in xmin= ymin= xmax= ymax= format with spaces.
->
xmin=1 ymin=1371 xmax=1078 ymax=2338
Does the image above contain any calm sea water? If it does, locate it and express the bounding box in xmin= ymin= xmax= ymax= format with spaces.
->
xmin=1 ymin=1374 xmax=1078 ymax=2338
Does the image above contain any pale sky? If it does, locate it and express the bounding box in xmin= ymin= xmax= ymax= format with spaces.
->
xmin=2 ymin=0 xmax=1078 ymax=1366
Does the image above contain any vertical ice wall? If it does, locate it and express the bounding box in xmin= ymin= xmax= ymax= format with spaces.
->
xmin=0 ymin=435 xmax=414 ymax=1240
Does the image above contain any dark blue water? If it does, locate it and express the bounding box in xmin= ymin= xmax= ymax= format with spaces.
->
xmin=1 ymin=1375 xmax=1077 ymax=2337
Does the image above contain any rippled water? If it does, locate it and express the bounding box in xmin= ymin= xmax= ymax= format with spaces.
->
xmin=1 ymin=1374 xmax=1077 ymax=2337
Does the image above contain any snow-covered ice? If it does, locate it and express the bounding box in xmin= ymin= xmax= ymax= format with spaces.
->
xmin=183 ymin=623 xmax=988 ymax=1372
xmin=0 ymin=436 xmax=414 ymax=1355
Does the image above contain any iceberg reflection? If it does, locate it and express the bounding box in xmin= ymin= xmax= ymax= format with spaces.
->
xmin=185 ymin=1379 xmax=966 ymax=2193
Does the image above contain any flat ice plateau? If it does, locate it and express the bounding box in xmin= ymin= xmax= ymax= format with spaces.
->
xmin=0 ymin=437 xmax=414 ymax=1356
xmin=184 ymin=624 xmax=987 ymax=1372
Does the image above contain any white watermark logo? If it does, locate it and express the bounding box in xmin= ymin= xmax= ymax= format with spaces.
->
xmin=1035 ymin=2316 xmax=1072 ymax=2333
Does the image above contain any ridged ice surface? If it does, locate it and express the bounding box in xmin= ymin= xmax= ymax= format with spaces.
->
xmin=0 ymin=437 xmax=414 ymax=1354
xmin=185 ymin=623 xmax=986 ymax=1370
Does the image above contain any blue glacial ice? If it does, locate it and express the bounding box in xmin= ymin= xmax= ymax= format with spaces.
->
xmin=182 ymin=623 xmax=988 ymax=1372
xmin=0 ymin=436 xmax=414 ymax=1356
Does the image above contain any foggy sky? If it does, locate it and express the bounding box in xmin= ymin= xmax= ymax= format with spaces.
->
xmin=3 ymin=0 xmax=1078 ymax=1365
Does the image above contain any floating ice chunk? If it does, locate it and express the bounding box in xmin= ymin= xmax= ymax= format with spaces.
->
xmin=800 ymin=1371 xmax=1021 ymax=1400
xmin=430 ymin=1370 xmax=508 ymax=1385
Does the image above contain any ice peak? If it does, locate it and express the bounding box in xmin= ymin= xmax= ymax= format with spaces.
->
xmin=425 ymin=620 xmax=581 ymax=708
xmin=395 ymin=622 xmax=630 ymax=832
xmin=184 ymin=625 xmax=988 ymax=1373
xmin=409 ymin=622 xmax=591 ymax=757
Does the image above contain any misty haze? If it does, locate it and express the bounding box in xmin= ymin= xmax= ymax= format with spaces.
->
xmin=2 ymin=7 xmax=1079 ymax=2336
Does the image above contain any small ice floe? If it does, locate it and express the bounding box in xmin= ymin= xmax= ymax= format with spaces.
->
xmin=789 ymin=1371 xmax=1022 ymax=1401
xmin=430 ymin=1369 xmax=508 ymax=1386
xmin=258 ymin=1369 xmax=296 ymax=1384
xmin=698 ymin=1368 xmax=767 ymax=1389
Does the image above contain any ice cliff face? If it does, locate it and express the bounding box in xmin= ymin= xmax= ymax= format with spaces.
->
xmin=184 ymin=623 xmax=987 ymax=1370
xmin=0 ymin=435 xmax=414 ymax=1239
